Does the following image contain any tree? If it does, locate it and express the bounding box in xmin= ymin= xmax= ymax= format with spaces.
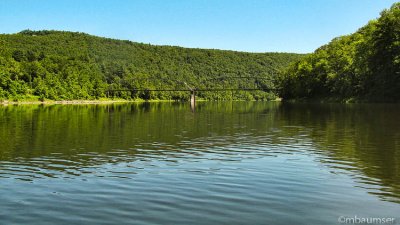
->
xmin=12 ymin=50 xmax=24 ymax=62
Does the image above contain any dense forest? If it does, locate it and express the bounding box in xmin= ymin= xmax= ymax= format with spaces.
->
xmin=0 ymin=30 xmax=301 ymax=101
xmin=279 ymin=2 xmax=400 ymax=102
xmin=2 ymin=3 xmax=397 ymax=103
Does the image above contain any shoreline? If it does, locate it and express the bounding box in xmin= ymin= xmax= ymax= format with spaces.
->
xmin=0 ymin=98 xmax=282 ymax=106
xmin=0 ymin=99 xmax=177 ymax=106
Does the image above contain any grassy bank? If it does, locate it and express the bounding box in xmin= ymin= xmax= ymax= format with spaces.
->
xmin=0 ymin=98 xmax=179 ymax=105
xmin=0 ymin=97 xmax=283 ymax=105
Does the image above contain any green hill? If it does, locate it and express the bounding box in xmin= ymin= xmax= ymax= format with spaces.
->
xmin=279 ymin=2 xmax=400 ymax=102
xmin=0 ymin=30 xmax=302 ymax=101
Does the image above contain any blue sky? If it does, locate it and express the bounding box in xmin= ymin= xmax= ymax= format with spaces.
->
xmin=0 ymin=0 xmax=398 ymax=53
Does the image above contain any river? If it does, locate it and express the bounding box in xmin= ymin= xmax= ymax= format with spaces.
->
xmin=0 ymin=102 xmax=399 ymax=224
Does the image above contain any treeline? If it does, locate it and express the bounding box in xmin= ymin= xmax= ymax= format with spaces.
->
xmin=279 ymin=3 xmax=400 ymax=102
xmin=0 ymin=30 xmax=302 ymax=101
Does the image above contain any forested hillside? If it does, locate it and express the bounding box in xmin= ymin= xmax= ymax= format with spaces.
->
xmin=279 ymin=2 xmax=400 ymax=102
xmin=0 ymin=30 xmax=302 ymax=101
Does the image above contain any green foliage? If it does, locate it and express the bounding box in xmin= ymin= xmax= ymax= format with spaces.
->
xmin=0 ymin=30 xmax=302 ymax=101
xmin=12 ymin=50 xmax=25 ymax=62
xmin=279 ymin=3 xmax=400 ymax=102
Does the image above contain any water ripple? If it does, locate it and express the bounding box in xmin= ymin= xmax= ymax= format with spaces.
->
xmin=1 ymin=102 xmax=400 ymax=224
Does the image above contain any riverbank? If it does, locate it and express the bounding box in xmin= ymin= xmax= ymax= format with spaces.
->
xmin=0 ymin=99 xmax=178 ymax=106
xmin=0 ymin=98 xmax=282 ymax=106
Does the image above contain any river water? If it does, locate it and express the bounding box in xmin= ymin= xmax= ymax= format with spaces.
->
xmin=0 ymin=102 xmax=399 ymax=224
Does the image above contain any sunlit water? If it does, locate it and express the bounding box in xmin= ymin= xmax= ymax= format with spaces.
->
xmin=0 ymin=102 xmax=399 ymax=225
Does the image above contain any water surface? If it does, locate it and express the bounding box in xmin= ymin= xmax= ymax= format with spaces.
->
xmin=0 ymin=102 xmax=399 ymax=224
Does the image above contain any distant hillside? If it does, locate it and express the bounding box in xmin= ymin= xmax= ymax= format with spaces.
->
xmin=279 ymin=2 xmax=400 ymax=102
xmin=0 ymin=30 xmax=302 ymax=101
